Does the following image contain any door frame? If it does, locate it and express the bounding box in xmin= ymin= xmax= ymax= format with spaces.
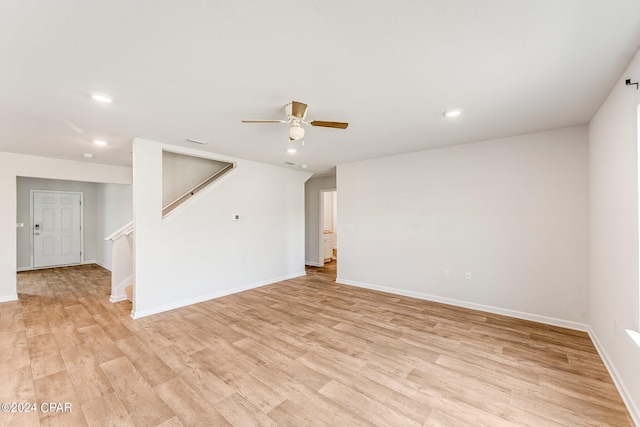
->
xmin=30 ymin=189 xmax=84 ymax=269
xmin=318 ymin=188 xmax=336 ymax=267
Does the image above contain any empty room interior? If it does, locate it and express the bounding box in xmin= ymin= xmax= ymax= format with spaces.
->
xmin=1 ymin=1 xmax=640 ymax=426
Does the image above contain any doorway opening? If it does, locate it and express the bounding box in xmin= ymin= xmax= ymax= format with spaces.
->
xmin=636 ymin=104 xmax=640 ymax=333
xmin=319 ymin=189 xmax=337 ymax=268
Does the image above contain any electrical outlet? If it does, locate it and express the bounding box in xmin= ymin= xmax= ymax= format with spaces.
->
xmin=443 ymin=269 xmax=450 ymax=279
xmin=465 ymin=272 xmax=471 ymax=280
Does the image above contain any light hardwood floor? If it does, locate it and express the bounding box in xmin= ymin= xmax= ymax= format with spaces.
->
xmin=0 ymin=262 xmax=632 ymax=426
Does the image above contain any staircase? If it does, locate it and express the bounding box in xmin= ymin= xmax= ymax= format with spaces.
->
xmin=106 ymin=152 xmax=236 ymax=305
xmin=105 ymin=221 xmax=134 ymax=302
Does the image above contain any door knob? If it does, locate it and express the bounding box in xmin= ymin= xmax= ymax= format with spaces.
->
xmin=34 ymin=232 xmax=39 ymax=236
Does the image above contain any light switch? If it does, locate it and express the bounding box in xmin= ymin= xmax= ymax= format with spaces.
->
xmin=16 ymin=223 xmax=24 ymax=228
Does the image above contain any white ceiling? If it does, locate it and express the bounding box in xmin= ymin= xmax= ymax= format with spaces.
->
xmin=1 ymin=1 xmax=640 ymax=175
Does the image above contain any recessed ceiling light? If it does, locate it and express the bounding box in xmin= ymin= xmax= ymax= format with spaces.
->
xmin=443 ymin=108 xmax=463 ymax=118
xmin=83 ymin=153 xmax=94 ymax=159
xmin=91 ymin=93 xmax=113 ymax=103
xmin=301 ymin=164 xmax=308 ymax=169
xmin=93 ymin=140 xmax=107 ymax=146
xmin=186 ymin=138 xmax=207 ymax=145
xmin=287 ymin=148 xmax=297 ymax=154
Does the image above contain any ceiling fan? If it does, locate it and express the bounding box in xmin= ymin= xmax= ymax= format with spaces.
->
xmin=242 ymin=101 xmax=348 ymax=141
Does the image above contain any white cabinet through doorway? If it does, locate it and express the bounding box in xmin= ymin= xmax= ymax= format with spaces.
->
xmin=323 ymin=233 xmax=336 ymax=261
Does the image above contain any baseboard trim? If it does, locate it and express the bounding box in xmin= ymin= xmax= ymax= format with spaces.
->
xmin=131 ymin=271 xmax=307 ymax=319
xmin=21 ymin=260 xmax=94 ymax=271
xmin=110 ymin=273 xmax=133 ymax=303
xmin=587 ymin=327 xmax=640 ymax=425
xmin=95 ymin=261 xmax=112 ymax=272
xmin=109 ymin=294 xmax=129 ymax=303
xmin=305 ymin=261 xmax=321 ymax=267
xmin=0 ymin=294 xmax=18 ymax=303
xmin=17 ymin=262 xmax=90 ymax=272
xmin=335 ymin=277 xmax=590 ymax=332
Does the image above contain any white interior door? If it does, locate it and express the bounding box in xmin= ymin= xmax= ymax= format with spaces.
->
xmin=33 ymin=191 xmax=82 ymax=268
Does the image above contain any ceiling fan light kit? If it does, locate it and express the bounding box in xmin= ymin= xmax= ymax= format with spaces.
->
xmin=242 ymin=100 xmax=348 ymax=142
xmin=289 ymin=122 xmax=305 ymax=140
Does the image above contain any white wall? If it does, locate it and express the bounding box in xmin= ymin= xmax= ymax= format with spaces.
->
xmin=332 ymin=191 xmax=338 ymax=239
xmin=305 ymin=176 xmax=336 ymax=266
xmin=16 ymin=178 xmax=98 ymax=270
xmin=337 ymin=126 xmax=589 ymax=326
xmin=96 ymin=183 xmax=133 ymax=270
xmin=132 ymin=138 xmax=311 ymax=318
xmin=589 ymin=48 xmax=640 ymax=422
xmin=0 ymin=151 xmax=131 ymax=302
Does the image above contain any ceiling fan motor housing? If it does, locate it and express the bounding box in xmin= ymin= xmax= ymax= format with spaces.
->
xmin=242 ymin=100 xmax=348 ymax=140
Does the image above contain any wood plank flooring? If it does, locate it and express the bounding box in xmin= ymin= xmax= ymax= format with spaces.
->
xmin=0 ymin=262 xmax=632 ymax=426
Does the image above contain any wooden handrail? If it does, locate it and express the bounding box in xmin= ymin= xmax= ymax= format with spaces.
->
xmin=162 ymin=162 xmax=236 ymax=217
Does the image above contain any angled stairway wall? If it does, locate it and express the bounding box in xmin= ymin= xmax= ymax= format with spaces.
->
xmin=132 ymin=138 xmax=312 ymax=318
xmin=162 ymin=150 xmax=235 ymax=217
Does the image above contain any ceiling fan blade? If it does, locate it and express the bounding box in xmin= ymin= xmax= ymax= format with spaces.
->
xmin=291 ymin=101 xmax=308 ymax=119
xmin=309 ymin=120 xmax=349 ymax=129
xmin=241 ymin=119 xmax=288 ymax=124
